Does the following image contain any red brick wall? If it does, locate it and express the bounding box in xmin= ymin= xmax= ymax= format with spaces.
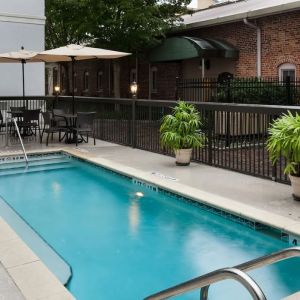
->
xmin=58 ymin=10 xmax=300 ymax=99
xmin=259 ymin=11 xmax=300 ymax=77
xmin=119 ymin=57 xmax=181 ymax=99
xmin=62 ymin=59 xmax=111 ymax=97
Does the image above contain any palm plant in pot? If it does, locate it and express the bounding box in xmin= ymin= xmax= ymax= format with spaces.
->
xmin=267 ymin=111 xmax=300 ymax=200
xmin=160 ymin=101 xmax=205 ymax=166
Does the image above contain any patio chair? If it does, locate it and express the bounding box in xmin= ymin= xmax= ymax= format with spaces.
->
xmin=74 ymin=112 xmax=96 ymax=146
xmin=9 ymin=106 xmax=25 ymax=134
xmin=41 ymin=111 xmax=69 ymax=146
xmin=21 ymin=109 xmax=41 ymax=137
xmin=52 ymin=108 xmax=67 ymax=127
xmin=0 ymin=111 xmax=6 ymax=133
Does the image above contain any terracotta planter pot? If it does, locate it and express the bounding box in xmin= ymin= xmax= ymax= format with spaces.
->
xmin=175 ymin=149 xmax=192 ymax=166
xmin=289 ymin=175 xmax=300 ymax=200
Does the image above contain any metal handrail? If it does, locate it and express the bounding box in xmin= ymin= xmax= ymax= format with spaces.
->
xmin=5 ymin=117 xmax=28 ymax=164
xmin=144 ymin=247 xmax=300 ymax=300
xmin=144 ymin=268 xmax=266 ymax=300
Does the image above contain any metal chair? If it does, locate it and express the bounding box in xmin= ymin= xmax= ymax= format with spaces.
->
xmin=41 ymin=111 xmax=69 ymax=146
xmin=0 ymin=111 xmax=6 ymax=132
xmin=52 ymin=108 xmax=67 ymax=128
xmin=74 ymin=112 xmax=96 ymax=146
xmin=9 ymin=106 xmax=25 ymax=134
xmin=10 ymin=106 xmax=25 ymax=118
xmin=21 ymin=109 xmax=41 ymax=137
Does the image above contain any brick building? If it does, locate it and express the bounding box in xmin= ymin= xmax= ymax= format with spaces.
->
xmin=46 ymin=0 xmax=300 ymax=100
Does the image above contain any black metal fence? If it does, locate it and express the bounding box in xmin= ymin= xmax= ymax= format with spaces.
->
xmin=1 ymin=96 xmax=298 ymax=184
xmin=176 ymin=77 xmax=300 ymax=105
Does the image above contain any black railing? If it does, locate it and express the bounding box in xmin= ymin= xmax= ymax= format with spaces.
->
xmin=176 ymin=77 xmax=300 ymax=105
xmin=1 ymin=95 xmax=298 ymax=184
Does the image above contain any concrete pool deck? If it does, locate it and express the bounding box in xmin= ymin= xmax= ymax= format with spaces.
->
xmin=1 ymin=137 xmax=300 ymax=299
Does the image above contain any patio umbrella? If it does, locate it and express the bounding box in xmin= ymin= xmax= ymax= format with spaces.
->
xmin=0 ymin=47 xmax=45 ymax=103
xmin=36 ymin=44 xmax=131 ymax=113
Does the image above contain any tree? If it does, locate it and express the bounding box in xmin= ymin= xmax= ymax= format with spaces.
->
xmin=45 ymin=0 xmax=93 ymax=49
xmin=45 ymin=0 xmax=192 ymax=52
xmin=45 ymin=0 xmax=191 ymax=96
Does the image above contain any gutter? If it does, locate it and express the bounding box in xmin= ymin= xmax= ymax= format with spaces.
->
xmin=243 ymin=19 xmax=261 ymax=77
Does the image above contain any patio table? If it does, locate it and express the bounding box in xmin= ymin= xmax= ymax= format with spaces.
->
xmin=54 ymin=113 xmax=82 ymax=144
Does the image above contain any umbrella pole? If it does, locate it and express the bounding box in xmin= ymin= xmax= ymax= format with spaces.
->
xmin=71 ymin=56 xmax=75 ymax=114
xmin=21 ymin=59 xmax=26 ymax=107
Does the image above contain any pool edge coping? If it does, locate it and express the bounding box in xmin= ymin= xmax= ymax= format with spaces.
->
xmin=0 ymin=217 xmax=75 ymax=300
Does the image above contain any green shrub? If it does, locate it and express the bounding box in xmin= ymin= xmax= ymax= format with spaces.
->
xmin=267 ymin=111 xmax=300 ymax=176
xmin=160 ymin=101 xmax=205 ymax=150
xmin=215 ymin=79 xmax=298 ymax=105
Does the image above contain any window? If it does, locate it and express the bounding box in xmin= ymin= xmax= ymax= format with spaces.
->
xmin=279 ymin=63 xmax=296 ymax=82
xmin=83 ymin=71 xmax=89 ymax=90
xmin=74 ymin=72 xmax=77 ymax=92
xmin=53 ymin=68 xmax=58 ymax=87
xmin=130 ymin=68 xmax=137 ymax=83
xmin=150 ymin=67 xmax=158 ymax=93
xmin=61 ymin=67 xmax=66 ymax=92
xmin=97 ymin=70 xmax=103 ymax=91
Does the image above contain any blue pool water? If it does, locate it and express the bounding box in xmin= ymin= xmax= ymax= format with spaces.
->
xmin=0 ymin=155 xmax=299 ymax=300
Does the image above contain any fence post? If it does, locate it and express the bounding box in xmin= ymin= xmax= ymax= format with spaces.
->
xmin=207 ymin=110 xmax=213 ymax=165
xmin=226 ymin=78 xmax=231 ymax=103
xmin=127 ymin=108 xmax=131 ymax=146
xmin=286 ymin=76 xmax=292 ymax=105
xmin=225 ymin=79 xmax=232 ymax=147
xmin=175 ymin=77 xmax=179 ymax=100
xmin=272 ymin=162 xmax=277 ymax=181
xmin=131 ymin=99 xmax=136 ymax=148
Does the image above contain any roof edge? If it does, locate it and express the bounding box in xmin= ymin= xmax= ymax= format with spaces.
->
xmin=181 ymin=0 xmax=300 ymax=30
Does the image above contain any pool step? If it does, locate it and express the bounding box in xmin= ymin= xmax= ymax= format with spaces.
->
xmin=0 ymin=156 xmax=73 ymax=176
xmin=0 ymin=154 xmax=69 ymax=166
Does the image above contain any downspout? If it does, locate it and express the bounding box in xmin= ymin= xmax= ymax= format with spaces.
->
xmin=243 ymin=18 xmax=261 ymax=77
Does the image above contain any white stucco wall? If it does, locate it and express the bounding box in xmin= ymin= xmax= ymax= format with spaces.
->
xmin=0 ymin=0 xmax=45 ymax=96
xmin=182 ymin=58 xmax=236 ymax=79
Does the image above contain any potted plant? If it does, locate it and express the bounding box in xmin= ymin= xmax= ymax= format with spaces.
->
xmin=267 ymin=111 xmax=300 ymax=200
xmin=160 ymin=101 xmax=205 ymax=166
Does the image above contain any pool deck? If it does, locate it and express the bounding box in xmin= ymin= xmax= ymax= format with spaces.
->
xmin=1 ymin=137 xmax=300 ymax=299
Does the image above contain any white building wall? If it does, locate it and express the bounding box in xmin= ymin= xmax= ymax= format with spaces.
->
xmin=0 ymin=0 xmax=45 ymax=96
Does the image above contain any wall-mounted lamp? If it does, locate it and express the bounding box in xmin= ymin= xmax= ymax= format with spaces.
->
xmin=130 ymin=81 xmax=138 ymax=99
xmin=53 ymin=85 xmax=60 ymax=109
xmin=54 ymin=85 xmax=60 ymax=94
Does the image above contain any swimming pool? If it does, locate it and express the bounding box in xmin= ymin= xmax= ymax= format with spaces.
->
xmin=0 ymin=153 xmax=299 ymax=299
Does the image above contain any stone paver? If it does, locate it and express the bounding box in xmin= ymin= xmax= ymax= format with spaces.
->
xmin=0 ymin=263 xmax=24 ymax=300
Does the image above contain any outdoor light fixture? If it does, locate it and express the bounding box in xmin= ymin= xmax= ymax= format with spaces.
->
xmin=54 ymin=85 xmax=60 ymax=94
xmin=53 ymin=85 xmax=60 ymax=109
xmin=130 ymin=81 xmax=138 ymax=99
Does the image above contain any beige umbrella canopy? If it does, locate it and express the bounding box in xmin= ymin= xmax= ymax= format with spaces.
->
xmin=36 ymin=44 xmax=131 ymax=61
xmin=0 ymin=47 xmax=45 ymax=100
xmin=36 ymin=44 xmax=131 ymax=113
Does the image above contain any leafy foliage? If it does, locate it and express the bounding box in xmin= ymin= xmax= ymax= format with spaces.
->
xmin=267 ymin=111 xmax=300 ymax=176
xmin=215 ymin=78 xmax=298 ymax=105
xmin=160 ymin=101 xmax=205 ymax=150
xmin=45 ymin=0 xmax=192 ymax=52
xmin=45 ymin=0 xmax=93 ymax=49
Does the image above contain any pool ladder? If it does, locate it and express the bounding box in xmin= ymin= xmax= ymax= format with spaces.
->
xmin=5 ymin=117 xmax=28 ymax=164
xmin=144 ymin=247 xmax=300 ymax=300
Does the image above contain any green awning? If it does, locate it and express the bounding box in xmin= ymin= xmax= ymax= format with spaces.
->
xmin=149 ymin=36 xmax=239 ymax=63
